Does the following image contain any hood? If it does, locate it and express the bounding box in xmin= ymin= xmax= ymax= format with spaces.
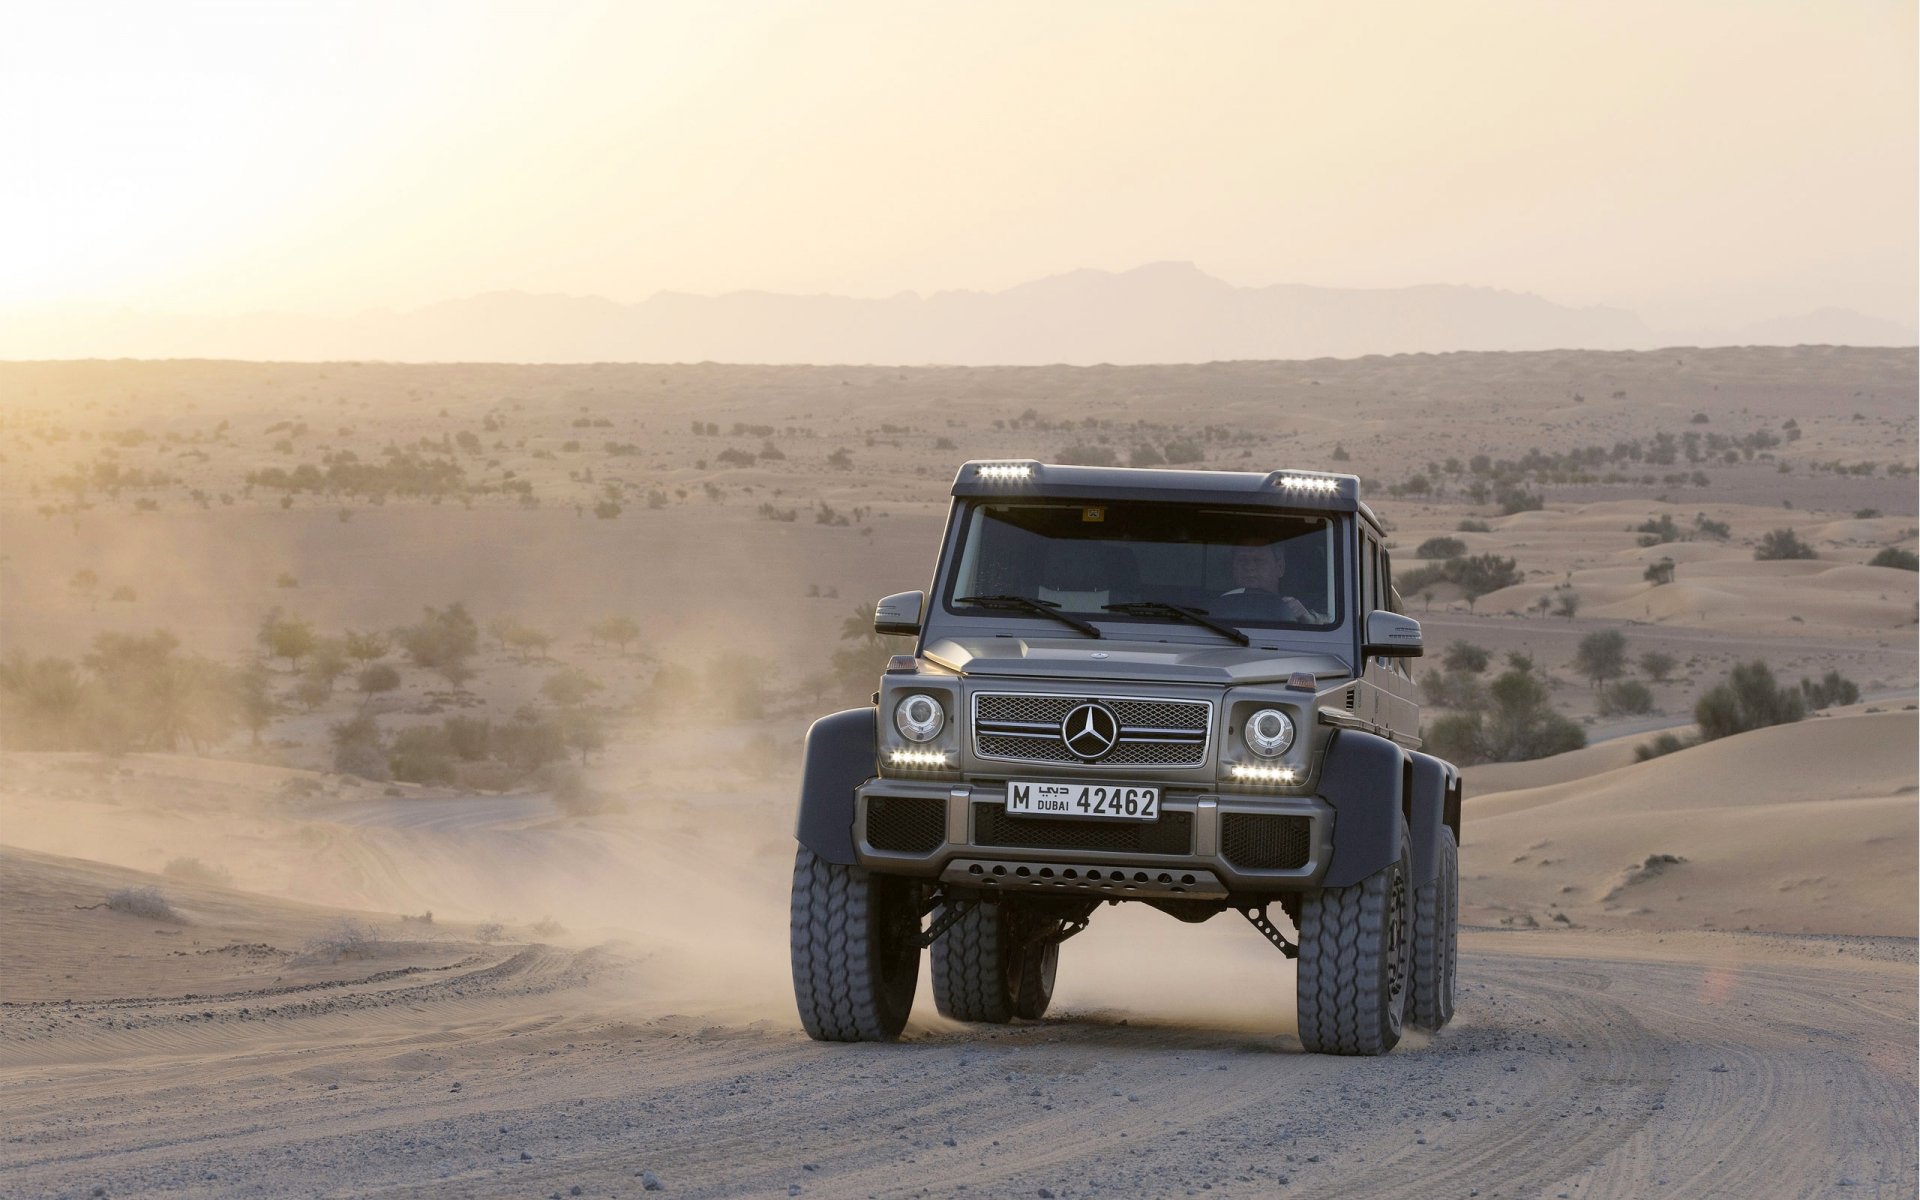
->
xmin=921 ymin=635 xmax=1352 ymax=686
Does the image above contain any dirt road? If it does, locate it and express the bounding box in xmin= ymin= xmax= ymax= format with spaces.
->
xmin=4 ymin=926 xmax=1912 ymax=1199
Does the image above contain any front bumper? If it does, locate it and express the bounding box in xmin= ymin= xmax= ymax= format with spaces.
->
xmin=853 ymin=778 xmax=1333 ymax=900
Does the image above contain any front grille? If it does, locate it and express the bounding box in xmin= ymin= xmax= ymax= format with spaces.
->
xmin=866 ymin=795 xmax=946 ymax=855
xmin=972 ymin=693 xmax=1211 ymax=768
xmin=973 ymin=803 xmax=1193 ymax=856
xmin=1220 ymin=813 xmax=1312 ymax=871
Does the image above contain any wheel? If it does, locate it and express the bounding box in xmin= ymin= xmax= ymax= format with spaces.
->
xmin=931 ymin=901 xmax=1059 ymax=1023
xmin=1295 ymin=820 xmax=1413 ymax=1055
xmin=1409 ymin=825 xmax=1459 ymax=1030
xmin=789 ymin=846 xmax=921 ymax=1042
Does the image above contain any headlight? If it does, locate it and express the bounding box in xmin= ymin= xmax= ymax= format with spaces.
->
xmin=894 ymin=694 xmax=945 ymax=743
xmin=1245 ymin=708 xmax=1294 ymax=757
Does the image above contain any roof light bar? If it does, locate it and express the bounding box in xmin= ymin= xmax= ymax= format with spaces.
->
xmin=974 ymin=462 xmax=1034 ymax=481
xmin=889 ymin=748 xmax=951 ymax=768
xmin=1229 ymin=763 xmax=1298 ymax=785
xmin=1272 ymin=473 xmax=1342 ymax=495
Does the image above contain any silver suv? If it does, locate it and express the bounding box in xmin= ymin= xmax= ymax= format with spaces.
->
xmin=790 ymin=461 xmax=1460 ymax=1055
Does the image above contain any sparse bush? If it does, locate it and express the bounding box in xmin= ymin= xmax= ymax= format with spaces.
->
xmin=1420 ymin=666 xmax=1585 ymax=765
xmin=343 ymin=630 xmax=390 ymax=663
xmin=1642 ymin=558 xmax=1675 ymax=586
xmin=1800 ymin=670 xmax=1861 ymax=710
xmin=105 ymin=886 xmax=179 ymax=920
xmin=299 ymin=920 xmax=379 ymax=963
xmin=1754 ymin=529 xmax=1816 ymax=561
xmin=1634 ymin=732 xmax=1694 ymax=762
xmin=1496 ymin=486 xmax=1543 ymax=515
xmin=1161 ymin=439 xmax=1203 ymax=464
xmin=1638 ymin=651 xmax=1677 ymax=683
xmin=257 ymin=609 xmax=317 ymax=669
xmin=494 ymin=707 xmax=567 ymax=772
xmin=1573 ymin=629 xmax=1628 ymax=687
xmin=389 ymin=724 xmax=457 ymax=784
xmin=1129 ymin=444 xmax=1166 ymax=467
xmin=1695 ymin=661 xmax=1804 ymax=741
xmin=1416 ymin=536 xmax=1467 ymax=560
xmin=330 ymin=713 xmax=390 ymax=780
xmin=1692 ymin=514 xmax=1730 ymax=540
xmin=1552 ymin=591 xmax=1582 ymax=620
xmin=396 ymin=604 xmax=479 ymax=673
xmin=474 ymin=922 xmax=505 ymax=943
xmin=1598 ymin=679 xmax=1654 ymax=716
xmin=541 ymin=666 xmax=603 ymax=707
xmin=1441 ymin=642 xmax=1491 ymax=675
xmin=1330 ymin=444 xmax=1350 ymax=462
xmin=1058 ymin=443 xmax=1119 ymax=467
xmin=1455 ymin=519 xmax=1490 ymax=533
xmin=443 ymin=714 xmax=492 ymax=760
xmin=589 ymin=615 xmax=641 ymax=654
xmin=1869 ymin=546 xmax=1919 ymax=571
xmin=356 ymin=662 xmax=401 ymax=702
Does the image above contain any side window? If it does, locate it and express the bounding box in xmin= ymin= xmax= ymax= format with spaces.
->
xmin=1358 ymin=534 xmax=1376 ymax=616
xmin=1381 ymin=551 xmax=1397 ymax=613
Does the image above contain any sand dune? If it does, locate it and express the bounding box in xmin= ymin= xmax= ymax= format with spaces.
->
xmin=1463 ymin=712 xmax=1918 ymax=935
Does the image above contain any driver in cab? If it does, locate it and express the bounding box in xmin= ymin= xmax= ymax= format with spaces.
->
xmin=1224 ymin=541 xmax=1318 ymax=623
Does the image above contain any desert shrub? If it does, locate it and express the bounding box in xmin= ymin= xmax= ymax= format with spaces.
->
xmin=589 ymin=615 xmax=641 ymax=653
xmin=1572 ymin=629 xmax=1628 ymax=687
xmin=1452 ymin=554 xmax=1523 ymax=608
xmin=1642 ymin=558 xmax=1675 ymax=586
xmin=1695 ymin=661 xmax=1804 ymax=741
xmin=330 ymin=713 xmax=390 ymax=780
xmin=292 ymin=675 xmax=333 ymax=711
xmin=162 ymin=857 xmax=233 ymax=887
xmin=356 ymin=662 xmax=400 ymax=701
xmin=1868 ymin=546 xmax=1919 ymax=571
xmin=298 ymin=920 xmax=378 ymax=964
xmin=1421 ymin=669 xmax=1487 ymax=711
xmin=1598 ymin=679 xmax=1654 ymax=716
xmin=541 ymin=666 xmax=603 ymax=707
xmin=106 ymin=887 xmax=178 ymax=920
xmin=716 ymin=447 xmax=755 ymax=467
xmin=1634 ymin=732 xmax=1694 ymax=762
xmin=1440 ymin=641 xmax=1491 ymax=675
xmin=826 ymin=447 xmax=854 ymax=470
xmin=1058 ymin=443 xmax=1119 ymax=467
xmin=495 ymin=707 xmax=567 ymax=772
xmin=1633 ymin=514 xmax=1683 ymax=545
xmin=474 ymin=922 xmax=505 ymax=943
xmin=343 ymin=630 xmax=390 ymax=663
xmin=396 ymin=604 xmax=479 ymax=673
xmin=593 ymin=500 xmax=622 ymax=519
xmin=257 ymin=609 xmax=317 ymax=669
xmin=442 ymin=715 xmax=492 ymax=760
xmin=1422 ymin=667 xmax=1584 ymax=765
xmin=1754 ymin=529 xmax=1816 ymax=561
xmin=389 ymin=724 xmax=457 ymax=784
xmin=1455 ymin=519 xmax=1490 ymax=533
xmin=1161 ymin=439 xmax=1203 ymax=464
xmin=1692 ymin=514 xmax=1730 ymax=540
xmin=1496 ymin=486 xmax=1543 ymax=515
xmin=1638 ymin=651 xmax=1677 ymax=683
xmin=1552 ymin=591 xmax=1582 ymax=620
xmin=1799 ymin=670 xmax=1861 ymax=709
xmin=1416 ymin=536 xmax=1467 ymax=560
xmin=1330 ymin=443 xmax=1350 ymax=462
xmin=1129 ymin=444 xmax=1166 ymax=467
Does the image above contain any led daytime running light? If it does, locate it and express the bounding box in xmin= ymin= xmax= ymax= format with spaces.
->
xmin=1274 ymin=474 xmax=1341 ymax=494
xmin=889 ymin=748 xmax=950 ymax=767
xmin=1229 ymin=763 xmax=1298 ymax=784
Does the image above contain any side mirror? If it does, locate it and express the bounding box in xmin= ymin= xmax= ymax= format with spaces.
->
xmin=1363 ymin=610 xmax=1422 ymax=658
xmin=874 ymin=591 xmax=925 ymax=638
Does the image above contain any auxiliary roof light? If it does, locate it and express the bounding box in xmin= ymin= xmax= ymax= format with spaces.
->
xmin=975 ymin=462 xmax=1034 ymax=481
xmin=1272 ymin=473 xmax=1342 ymax=495
xmin=1229 ymin=763 xmax=1298 ymax=785
xmin=889 ymin=748 xmax=950 ymax=768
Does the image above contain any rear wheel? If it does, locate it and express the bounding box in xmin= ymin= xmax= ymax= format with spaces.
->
xmin=1409 ymin=825 xmax=1459 ymax=1030
xmin=1295 ymin=820 xmax=1413 ymax=1055
xmin=932 ymin=901 xmax=1059 ymax=1023
xmin=790 ymin=847 xmax=921 ymax=1042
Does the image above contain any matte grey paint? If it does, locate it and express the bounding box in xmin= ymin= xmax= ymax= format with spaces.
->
xmin=1316 ymin=729 xmax=1410 ymax=888
xmin=1363 ymin=610 xmax=1424 ymax=658
xmin=794 ymin=707 xmax=878 ymax=865
xmin=873 ymin=590 xmax=925 ymax=637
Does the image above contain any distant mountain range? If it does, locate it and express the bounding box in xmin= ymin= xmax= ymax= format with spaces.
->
xmin=7 ymin=262 xmax=1913 ymax=363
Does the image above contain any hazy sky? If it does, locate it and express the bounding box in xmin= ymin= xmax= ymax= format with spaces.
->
xmin=4 ymin=0 xmax=1914 ymax=329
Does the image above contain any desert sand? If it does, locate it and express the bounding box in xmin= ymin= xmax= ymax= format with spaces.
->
xmin=2 ymin=348 xmax=1915 ymax=1197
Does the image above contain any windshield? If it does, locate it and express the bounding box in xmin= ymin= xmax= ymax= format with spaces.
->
xmin=944 ymin=501 xmax=1342 ymax=631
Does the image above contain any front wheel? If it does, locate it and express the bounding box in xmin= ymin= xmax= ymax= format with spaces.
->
xmin=790 ymin=847 xmax=921 ymax=1042
xmin=1295 ymin=820 xmax=1413 ymax=1055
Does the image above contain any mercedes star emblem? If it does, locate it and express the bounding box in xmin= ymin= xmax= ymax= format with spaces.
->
xmin=1061 ymin=702 xmax=1120 ymax=761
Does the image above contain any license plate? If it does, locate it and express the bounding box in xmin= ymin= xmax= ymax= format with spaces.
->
xmin=1006 ymin=781 xmax=1160 ymax=821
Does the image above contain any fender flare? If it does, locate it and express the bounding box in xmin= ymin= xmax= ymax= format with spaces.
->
xmin=1405 ymin=750 xmax=1460 ymax=889
xmin=1319 ymin=729 xmax=1409 ymax=888
xmin=793 ymin=707 xmax=878 ymax=865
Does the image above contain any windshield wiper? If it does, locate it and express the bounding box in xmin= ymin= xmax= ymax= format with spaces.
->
xmin=1102 ymin=601 xmax=1251 ymax=647
xmin=955 ymin=594 xmax=1102 ymax=639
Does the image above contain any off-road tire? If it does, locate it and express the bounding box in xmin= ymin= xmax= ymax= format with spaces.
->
xmin=1296 ymin=821 xmax=1413 ymax=1055
xmin=1409 ymin=825 xmax=1459 ymax=1030
xmin=932 ymin=902 xmax=1058 ymax=1023
xmin=790 ymin=847 xmax=921 ymax=1042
